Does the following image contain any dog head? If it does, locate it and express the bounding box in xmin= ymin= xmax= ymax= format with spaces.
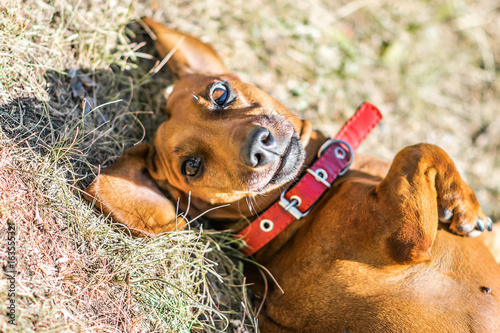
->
xmin=85 ymin=18 xmax=313 ymax=234
xmin=151 ymin=74 xmax=307 ymax=204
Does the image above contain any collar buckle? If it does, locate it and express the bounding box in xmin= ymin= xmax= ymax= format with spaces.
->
xmin=279 ymin=191 xmax=313 ymax=220
xmin=279 ymin=139 xmax=355 ymax=220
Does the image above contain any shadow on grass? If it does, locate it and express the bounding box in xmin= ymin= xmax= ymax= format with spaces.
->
xmin=0 ymin=37 xmax=171 ymax=189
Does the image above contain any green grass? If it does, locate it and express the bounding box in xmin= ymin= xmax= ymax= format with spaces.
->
xmin=0 ymin=0 xmax=499 ymax=332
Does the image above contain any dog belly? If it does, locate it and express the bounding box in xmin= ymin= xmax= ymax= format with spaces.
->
xmin=258 ymin=231 xmax=500 ymax=332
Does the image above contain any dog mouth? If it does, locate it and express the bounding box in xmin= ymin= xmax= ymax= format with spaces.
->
xmin=256 ymin=135 xmax=305 ymax=192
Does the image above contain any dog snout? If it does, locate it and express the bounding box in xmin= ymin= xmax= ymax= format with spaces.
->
xmin=241 ymin=126 xmax=279 ymax=167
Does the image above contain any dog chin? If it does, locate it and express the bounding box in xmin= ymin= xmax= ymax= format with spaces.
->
xmin=268 ymin=135 xmax=305 ymax=187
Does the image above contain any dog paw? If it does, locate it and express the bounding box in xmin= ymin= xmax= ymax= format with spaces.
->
xmin=438 ymin=204 xmax=492 ymax=238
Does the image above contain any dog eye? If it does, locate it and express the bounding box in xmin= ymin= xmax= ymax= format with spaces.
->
xmin=210 ymin=82 xmax=231 ymax=107
xmin=181 ymin=158 xmax=201 ymax=177
xmin=212 ymin=87 xmax=227 ymax=105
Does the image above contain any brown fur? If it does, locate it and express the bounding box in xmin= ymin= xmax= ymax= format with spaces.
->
xmin=84 ymin=18 xmax=500 ymax=332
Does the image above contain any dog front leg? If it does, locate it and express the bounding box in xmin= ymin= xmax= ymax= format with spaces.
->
xmin=370 ymin=143 xmax=491 ymax=264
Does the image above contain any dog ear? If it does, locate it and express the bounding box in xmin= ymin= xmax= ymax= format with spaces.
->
xmin=84 ymin=144 xmax=186 ymax=236
xmin=142 ymin=17 xmax=229 ymax=77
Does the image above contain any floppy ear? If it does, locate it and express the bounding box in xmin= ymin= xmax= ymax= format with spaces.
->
xmin=84 ymin=144 xmax=186 ymax=236
xmin=141 ymin=17 xmax=229 ymax=76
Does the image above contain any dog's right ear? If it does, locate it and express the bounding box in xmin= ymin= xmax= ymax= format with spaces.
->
xmin=84 ymin=144 xmax=185 ymax=236
xmin=141 ymin=17 xmax=229 ymax=77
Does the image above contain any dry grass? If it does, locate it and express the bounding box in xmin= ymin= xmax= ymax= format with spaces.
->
xmin=0 ymin=0 xmax=499 ymax=332
xmin=0 ymin=137 xmax=255 ymax=332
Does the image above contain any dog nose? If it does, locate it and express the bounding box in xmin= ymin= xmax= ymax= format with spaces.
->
xmin=241 ymin=126 xmax=279 ymax=167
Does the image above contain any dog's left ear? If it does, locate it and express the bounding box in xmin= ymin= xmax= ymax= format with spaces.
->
xmin=142 ymin=17 xmax=229 ymax=77
xmin=84 ymin=144 xmax=185 ymax=236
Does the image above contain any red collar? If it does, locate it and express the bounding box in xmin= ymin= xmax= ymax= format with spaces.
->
xmin=236 ymin=103 xmax=382 ymax=256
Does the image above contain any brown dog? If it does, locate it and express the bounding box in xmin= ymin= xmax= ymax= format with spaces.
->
xmin=85 ymin=18 xmax=500 ymax=332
